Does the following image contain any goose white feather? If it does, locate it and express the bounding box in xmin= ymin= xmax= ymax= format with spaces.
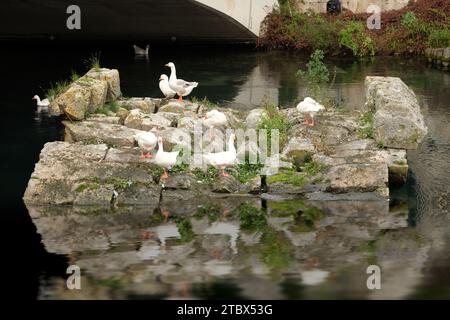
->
xmin=134 ymin=44 xmax=149 ymax=56
xmin=155 ymin=137 xmax=179 ymax=170
xmin=165 ymin=62 xmax=198 ymax=101
xmin=203 ymin=134 xmax=236 ymax=176
xmin=32 ymin=95 xmax=50 ymax=107
xmin=202 ymin=109 xmax=228 ymax=128
xmin=134 ymin=131 xmax=158 ymax=155
xmin=159 ymin=74 xmax=176 ymax=98
xmin=296 ymin=97 xmax=325 ymax=126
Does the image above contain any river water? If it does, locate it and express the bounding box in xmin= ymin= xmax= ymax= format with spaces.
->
xmin=1 ymin=44 xmax=449 ymax=299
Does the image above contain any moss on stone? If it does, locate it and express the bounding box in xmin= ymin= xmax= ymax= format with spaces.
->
xmin=267 ymin=171 xmax=306 ymax=187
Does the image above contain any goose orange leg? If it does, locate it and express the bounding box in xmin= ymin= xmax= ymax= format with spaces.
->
xmin=177 ymin=95 xmax=183 ymax=102
xmin=220 ymin=167 xmax=229 ymax=177
xmin=304 ymin=115 xmax=309 ymax=125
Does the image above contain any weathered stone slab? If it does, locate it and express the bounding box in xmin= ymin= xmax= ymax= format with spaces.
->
xmin=325 ymin=163 xmax=388 ymax=196
xmin=86 ymin=68 xmax=121 ymax=101
xmin=124 ymin=109 xmax=172 ymax=130
xmin=365 ymin=76 xmax=427 ymax=149
xmin=23 ymin=142 xmax=161 ymax=207
xmin=117 ymin=97 xmax=157 ymax=113
xmin=64 ymin=120 xmax=143 ymax=147
xmin=49 ymin=78 xmax=108 ymax=120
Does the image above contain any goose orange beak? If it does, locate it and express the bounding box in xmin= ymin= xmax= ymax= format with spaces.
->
xmin=164 ymin=63 xmax=170 ymax=67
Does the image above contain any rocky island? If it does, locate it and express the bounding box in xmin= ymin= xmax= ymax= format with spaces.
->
xmin=23 ymin=68 xmax=428 ymax=212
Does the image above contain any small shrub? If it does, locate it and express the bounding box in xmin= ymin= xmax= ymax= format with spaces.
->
xmin=87 ymin=53 xmax=101 ymax=71
xmin=339 ymin=21 xmax=376 ymax=58
xmin=46 ymin=80 xmax=70 ymax=100
xmin=296 ymin=49 xmax=330 ymax=98
xmin=401 ymin=11 xmax=419 ymax=29
xmin=70 ymin=70 xmax=80 ymax=82
xmin=427 ymin=28 xmax=450 ymax=48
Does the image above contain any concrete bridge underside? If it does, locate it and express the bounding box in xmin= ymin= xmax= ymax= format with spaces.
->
xmin=0 ymin=0 xmax=277 ymax=42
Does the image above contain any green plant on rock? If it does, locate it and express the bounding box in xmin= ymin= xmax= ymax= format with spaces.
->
xmin=46 ymin=80 xmax=70 ymax=100
xmin=296 ymin=49 xmax=330 ymax=98
xmin=302 ymin=160 xmax=323 ymax=176
xmin=95 ymin=101 xmax=120 ymax=115
xmin=339 ymin=21 xmax=376 ymax=58
xmin=190 ymin=96 xmax=219 ymax=110
xmin=87 ymin=53 xmax=101 ymax=71
xmin=106 ymin=177 xmax=132 ymax=190
xmin=70 ymin=70 xmax=80 ymax=82
xmin=257 ymin=101 xmax=292 ymax=151
xmin=358 ymin=111 xmax=374 ymax=139
xmin=231 ymin=160 xmax=264 ymax=184
xmin=266 ymin=170 xmax=305 ymax=187
xmin=170 ymin=163 xmax=190 ymax=174
xmin=192 ymin=166 xmax=219 ymax=184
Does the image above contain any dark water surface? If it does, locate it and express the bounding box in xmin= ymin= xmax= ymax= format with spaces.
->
xmin=1 ymin=44 xmax=449 ymax=299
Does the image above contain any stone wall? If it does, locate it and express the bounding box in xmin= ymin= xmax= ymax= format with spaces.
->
xmin=294 ymin=0 xmax=410 ymax=13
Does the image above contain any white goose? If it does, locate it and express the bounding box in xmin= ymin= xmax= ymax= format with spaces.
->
xmin=32 ymin=95 xmax=50 ymax=107
xmin=155 ymin=137 xmax=180 ymax=180
xmin=203 ymin=134 xmax=236 ymax=177
xmin=159 ymin=74 xmax=176 ymax=99
xmin=202 ymin=109 xmax=228 ymax=138
xmin=202 ymin=109 xmax=228 ymax=128
xmin=134 ymin=131 xmax=158 ymax=159
xmin=165 ymin=62 xmax=198 ymax=102
xmin=296 ymin=97 xmax=325 ymax=127
xmin=134 ymin=44 xmax=149 ymax=56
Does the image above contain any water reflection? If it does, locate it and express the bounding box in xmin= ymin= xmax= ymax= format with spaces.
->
xmin=28 ymin=196 xmax=433 ymax=299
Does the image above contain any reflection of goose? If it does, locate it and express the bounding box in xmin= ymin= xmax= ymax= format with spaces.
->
xmin=203 ymin=134 xmax=236 ymax=177
xmin=204 ymin=221 xmax=240 ymax=254
xmin=301 ymin=269 xmax=329 ymax=286
xmin=154 ymin=224 xmax=181 ymax=247
xmin=296 ymin=97 xmax=325 ymax=127
xmin=159 ymin=74 xmax=176 ymax=99
xmin=134 ymin=131 xmax=157 ymax=159
xmin=165 ymin=62 xmax=198 ymax=102
xmin=32 ymin=95 xmax=50 ymax=107
xmin=134 ymin=44 xmax=149 ymax=56
xmin=155 ymin=137 xmax=179 ymax=180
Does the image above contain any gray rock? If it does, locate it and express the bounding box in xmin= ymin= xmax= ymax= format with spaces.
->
xmin=49 ymin=79 xmax=107 ymax=120
xmin=157 ymin=111 xmax=181 ymax=126
xmin=124 ymin=109 xmax=172 ymax=130
xmin=325 ymin=163 xmax=388 ymax=196
xmin=365 ymin=76 xmax=427 ymax=149
xmin=64 ymin=120 xmax=143 ymax=147
xmin=116 ymin=107 xmax=130 ymax=124
xmin=85 ymin=68 xmax=122 ymax=102
xmin=117 ymin=98 xmax=157 ymax=114
xmin=86 ymin=114 xmax=120 ymax=124
xmin=245 ymin=108 xmax=265 ymax=128
xmin=23 ymin=141 xmax=161 ymax=207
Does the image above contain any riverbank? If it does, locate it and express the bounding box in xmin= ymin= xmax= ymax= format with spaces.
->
xmin=257 ymin=0 xmax=450 ymax=57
